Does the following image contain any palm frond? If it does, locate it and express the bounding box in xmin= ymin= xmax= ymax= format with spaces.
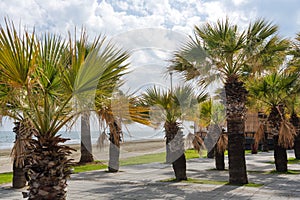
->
xmin=278 ymin=120 xmax=297 ymax=149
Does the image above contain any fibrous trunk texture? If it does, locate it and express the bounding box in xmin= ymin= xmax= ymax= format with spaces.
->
xmin=290 ymin=113 xmax=300 ymax=159
xmin=268 ymin=105 xmax=287 ymax=172
xmin=225 ymin=75 xmax=248 ymax=184
xmin=24 ymin=135 xmax=74 ymax=200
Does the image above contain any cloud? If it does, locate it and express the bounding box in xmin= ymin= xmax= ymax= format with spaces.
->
xmin=1 ymin=0 xmax=299 ymax=94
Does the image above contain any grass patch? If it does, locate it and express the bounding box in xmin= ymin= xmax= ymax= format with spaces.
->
xmin=267 ymin=169 xmax=300 ymax=175
xmin=72 ymin=161 xmax=107 ymax=173
xmin=266 ymin=158 xmax=300 ymax=165
xmin=120 ymin=149 xmax=201 ymax=166
xmin=288 ymin=158 xmax=300 ymax=164
xmin=185 ymin=149 xmax=200 ymax=159
xmin=0 ymin=172 xmax=12 ymax=185
xmin=160 ymin=178 xmax=227 ymax=185
xmin=244 ymin=183 xmax=264 ymax=187
xmin=120 ymin=152 xmax=166 ymax=166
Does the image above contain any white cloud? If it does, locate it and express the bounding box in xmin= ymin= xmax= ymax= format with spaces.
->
xmin=0 ymin=0 xmax=299 ymax=93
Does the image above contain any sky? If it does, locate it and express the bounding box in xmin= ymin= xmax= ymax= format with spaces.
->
xmin=1 ymin=0 xmax=300 ymax=92
xmin=0 ymin=0 xmax=300 ymax=132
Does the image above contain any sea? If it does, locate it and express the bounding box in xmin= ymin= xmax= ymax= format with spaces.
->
xmin=0 ymin=122 xmax=195 ymax=150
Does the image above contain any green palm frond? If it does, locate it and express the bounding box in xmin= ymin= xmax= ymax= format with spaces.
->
xmin=169 ymin=18 xmax=289 ymax=87
xmin=247 ymin=72 xmax=298 ymax=108
xmin=141 ymin=84 xmax=206 ymax=124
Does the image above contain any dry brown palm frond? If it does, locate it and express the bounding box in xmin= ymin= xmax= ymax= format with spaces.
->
xmin=10 ymin=119 xmax=37 ymax=168
xmin=254 ymin=123 xmax=265 ymax=146
xmin=96 ymin=131 xmax=109 ymax=150
xmin=216 ymin=133 xmax=228 ymax=153
xmin=193 ymin=134 xmax=205 ymax=152
xmin=278 ymin=120 xmax=297 ymax=149
xmin=185 ymin=132 xmax=205 ymax=152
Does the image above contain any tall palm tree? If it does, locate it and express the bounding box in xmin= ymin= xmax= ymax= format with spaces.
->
xmin=141 ymin=84 xmax=206 ymax=181
xmin=169 ymin=18 xmax=289 ymax=184
xmin=247 ymin=72 xmax=298 ymax=172
xmin=0 ymin=20 xmax=130 ymax=199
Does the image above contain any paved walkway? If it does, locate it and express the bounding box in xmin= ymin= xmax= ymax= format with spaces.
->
xmin=1 ymin=151 xmax=300 ymax=199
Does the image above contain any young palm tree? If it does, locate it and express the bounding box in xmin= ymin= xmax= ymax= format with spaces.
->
xmin=0 ymin=20 xmax=130 ymax=199
xmin=96 ymin=91 xmax=151 ymax=172
xmin=141 ymin=85 xmax=206 ymax=181
xmin=199 ymin=99 xmax=227 ymax=170
xmin=247 ymin=72 xmax=298 ymax=172
xmin=169 ymin=18 xmax=289 ymax=184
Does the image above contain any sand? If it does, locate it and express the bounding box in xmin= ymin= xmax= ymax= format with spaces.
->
xmin=0 ymin=139 xmax=166 ymax=173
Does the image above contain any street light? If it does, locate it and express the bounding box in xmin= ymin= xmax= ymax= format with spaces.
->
xmin=169 ymin=71 xmax=173 ymax=93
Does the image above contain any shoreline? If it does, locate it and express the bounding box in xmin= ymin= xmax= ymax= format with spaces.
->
xmin=0 ymin=138 xmax=166 ymax=173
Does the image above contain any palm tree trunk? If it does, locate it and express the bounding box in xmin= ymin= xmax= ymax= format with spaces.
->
xmin=273 ymin=135 xmax=288 ymax=172
xmin=215 ymin=146 xmax=225 ymax=170
xmin=79 ymin=112 xmax=94 ymax=163
xmin=25 ymin=135 xmax=74 ymax=200
xmin=165 ymin=122 xmax=187 ymax=181
xmin=108 ymin=121 xmax=121 ymax=172
xmin=262 ymin=132 xmax=269 ymax=152
xmin=12 ymin=161 xmax=26 ymax=189
xmin=290 ymin=113 xmax=300 ymax=159
xmin=294 ymin=135 xmax=300 ymax=159
xmin=225 ymin=75 xmax=248 ymax=184
xmin=268 ymin=105 xmax=288 ymax=172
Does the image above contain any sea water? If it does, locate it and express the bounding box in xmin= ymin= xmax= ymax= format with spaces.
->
xmin=0 ymin=121 xmax=194 ymax=150
xmin=0 ymin=125 xmax=166 ymax=150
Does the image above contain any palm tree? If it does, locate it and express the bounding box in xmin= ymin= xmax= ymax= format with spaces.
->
xmin=141 ymin=84 xmax=206 ymax=181
xmin=247 ymin=72 xmax=298 ymax=172
xmin=96 ymin=96 xmax=123 ymax=172
xmin=0 ymin=20 xmax=130 ymax=199
xmin=96 ymin=91 xmax=151 ymax=172
xmin=288 ymin=32 xmax=300 ymax=159
xmin=169 ymin=18 xmax=289 ymax=184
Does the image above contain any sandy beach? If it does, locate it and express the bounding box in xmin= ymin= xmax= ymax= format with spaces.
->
xmin=0 ymin=139 xmax=166 ymax=173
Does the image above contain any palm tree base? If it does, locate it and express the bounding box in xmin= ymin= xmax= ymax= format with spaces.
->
xmin=25 ymin=136 xmax=74 ymax=200
xmin=228 ymin=132 xmax=248 ymax=184
xmin=294 ymin=138 xmax=300 ymax=159
xmin=274 ymin=135 xmax=288 ymax=172
xmin=108 ymin=142 xmax=120 ymax=172
xmin=172 ymin=154 xmax=187 ymax=181
xmin=215 ymin=148 xmax=225 ymax=170
xmin=12 ymin=165 xmax=26 ymax=189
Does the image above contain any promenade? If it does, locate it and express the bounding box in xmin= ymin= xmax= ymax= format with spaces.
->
xmin=1 ymin=151 xmax=300 ymax=199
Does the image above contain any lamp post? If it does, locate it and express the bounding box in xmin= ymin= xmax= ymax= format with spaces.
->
xmin=169 ymin=71 xmax=173 ymax=93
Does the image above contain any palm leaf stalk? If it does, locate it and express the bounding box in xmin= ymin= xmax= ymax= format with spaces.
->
xmin=10 ymin=119 xmax=36 ymax=188
xmin=169 ymin=18 xmax=289 ymax=184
